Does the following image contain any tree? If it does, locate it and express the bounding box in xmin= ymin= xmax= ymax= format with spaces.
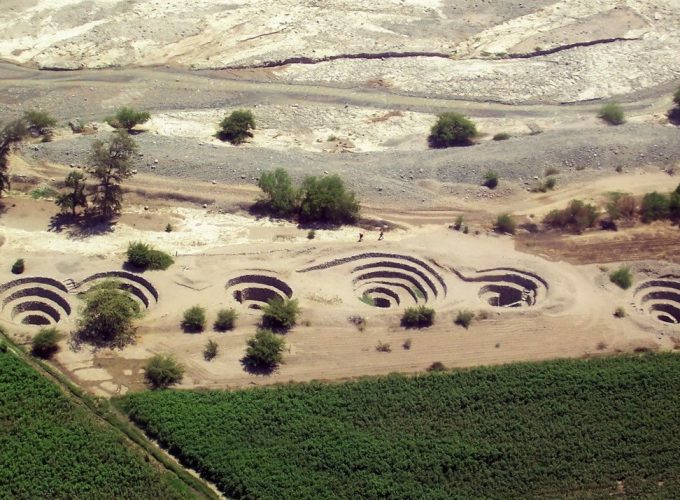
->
xmin=598 ymin=103 xmax=625 ymax=125
xmin=299 ymin=174 xmax=359 ymax=225
xmin=218 ymin=110 xmax=255 ymax=145
xmin=401 ymin=306 xmax=435 ymax=328
xmin=23 ymin=110 xmax=57 ymax=141
xmin=144 ymin=354 xmax=185 ymax=389
xmin=74 ymin=281 xmax=139 ymax=348
xmin=55 ymin=170 xmax=87 ymax=216
xmin=609 ymin=267 xmax=632 ymax=290
xmin=262 ymin=297 xmax=299 ymax=331
xmin=428 ymin=112 xmax=477 ymax=148
xmin=640 ymin=192 xmax=670 ymax=222
xmin=494 ymin=213 xmax=516 ymax=234
xmin=0 ymin=120 xmax=29 ymax=194
xmin=543 ymin=200 xmax=599 ymax=233
xmin=182 ymin=306 xmax=206 ymax=333
xmin=91 ymin=131 xmax=137 ymax=220
xmin=126 ymin=242 xmax=174 ymax=270
xmin=214 ymin=308 xmax=238 ymax=332
xmin=483 ymin=171 xmax=499 ymax=189
xmin=257 ymin=168 xmax=298 ymax=215
xmin=109 ymin=107 xmax=150 ymax=132
xmin=203 ymin=339 xmax=218 ymax=361
xmin=31 ymin=328 xmax=61 ymax=359
xmin=243 ymin=329 xmax=285 ymax=371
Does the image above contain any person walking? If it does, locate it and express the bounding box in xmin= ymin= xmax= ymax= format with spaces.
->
xmin=358 ymin=232 xmax=364 ymax=242
xmin=378 ymin=230 xmax=384 ymax=241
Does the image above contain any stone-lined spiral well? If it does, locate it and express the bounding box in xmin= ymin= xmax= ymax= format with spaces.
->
xmin=634 ymin=277 xmax=680 ymax=325
xmin=226 ymin=273 xmax=293 ymax=310
xmin=453 ymin=267 xmax=548 ymax=308
xmin=0 ymin=277 xmax=72 ymax=326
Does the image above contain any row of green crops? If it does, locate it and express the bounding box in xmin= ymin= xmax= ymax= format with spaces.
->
xmin=120 ymin=353 xmax=680 ymax=499
xmin=0 ymin=350 xmax=193 ymax=499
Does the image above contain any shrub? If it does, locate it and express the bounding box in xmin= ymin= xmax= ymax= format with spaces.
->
xmin=453 ymin=215 xmax=463 ymax=231
xmin=427 ymin=361 xmax=446 ymax=372
xmin=109 ymin=107 xmax=151 ymax=131
xmin=614 ymin=307 xmax=627 ymax=318
xmin=375 ymin=341 xmax=392 ymax=352
xmin=493 ymin=132 xmax=510 ymax=141
xmin=598 ymin=103 xmax=625 ymax=125
xmin=11 ymin=258 xmax=24 ymax=274
xmin=144 ymin=354 xmax=185 ymax=389
xmin=243 ymin=329 xmax=285 ymax=371
xmin=483 ymin=171 xmax=499 ymax=189
xmin=544 ymin=176 xmax=557 ymax=190
xmin=640 ymin=192 xmax=670 ymax=222
xmin=182 ymin=306 xmax=206 ymax=333
xmin=455 ymin=310 xmax=475 ymax=329
xmin=203 ymin=340 xmax=218 ymax=361
xmin=428 ymin=112 xmax=477 ymax=148
xmin=23 ymin=110 xmax=57 ymax=141
xmin=606 ymin=193 xmax=636 ymax=220
xmin=74 ymin=282 xmax=139 ymax=348
xmin=609 ymin=267 xmax=632 ymax=290
xmin=494 ymin=213 xmax=516 ymax=234
xmin=543 ymin=200 xmax=599 ymax=233
xmin=218 ymin=110 xmax=255 ymax=144
xmin=214 ymin=308 xmax=238 ymax=332
xmin=257 ymin=168 xmax=298 ymax=216
xmin=31 ymin=328 xmax=61 ymax=359
xmin=348 ymin=315 xmax=366 ymax=331
xmin=307 ymin=229 xmax=316 ymax=240
xmin=403 ymin=338 xmax=412 ymax=350
xmin=262 ymin=297 xmax=300 ymax=331
xmin=165 ymin=223 xmax=173 ymax=232
xmin=544 ymin=166 xmax=560 ymax=176
xmin=670 ymin=191 xmax=680 ymax=222
xmin=401 ymin=306 xmax=435 ymax=328
xmin=126 ymin=242 xmax=174 ymax=271
xmin=299 ymin=174 xmax=359 ymax=225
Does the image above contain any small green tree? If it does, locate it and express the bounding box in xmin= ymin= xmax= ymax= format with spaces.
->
xmin=75 ymin=283 xmax=139 ymax=348
xmin=401 ymin=306 xmax=435 ymax=328
xmin=606 ymin=193 xmax=636 ymax=220
xmin=543 ymin=200 xmax=599 ymax=233
xmin=262 ymin=297 xmax=299 ymax=331
xmin=31 ymin=327 xmax=61 ymax=359
xmin=203 ymin=339 xmax=219 ymax=361
xmin=598 ymin=103 xmax=625 ymax=125
xmin=91 ymin=131 xmax=137 ymax=219
xmin=218 ymin=110 xmax=255 ymax=145
xmin=11 ymin=258 xmax=24 ymax=274
xmin=0 ymin=120 xmax=29 ymax=194
xmin=109 ymin=107 xmax=151 ymax=132
xmin=144 ymin=354 xmax=185 ymax=389
xmin=214 ymin=308 xmax=238 ymax=332
xmin=455 ymin=310 xmax=475 ymax=329
xmin=299 ymin=174 xmax=359 ymax=224
xmin=126 ymin=242 xmax=173 ymax=270
xmin=494 ymin=213 xmax=516 ymax=234
xmin=23 ymin=110 xmax=57 ymax=141
xmin=182 ymin=306 xmax=206 ymax=333
xmin=609 ymin=267 xmax=632 ymax=290
xmin=55 ymin=170 xmax=87 ymax=216
xmin=257 ymin=168 xmax=298 ymax=216
xmin=640 ymin=192 xmax=670 ymax=222
xmin=483 ymin=171 xmax=499 ymax=189
xmin=428 ymin=112 xmax=477 ymax=148
xmin=243 ymin=329 xmax=285 ymax=371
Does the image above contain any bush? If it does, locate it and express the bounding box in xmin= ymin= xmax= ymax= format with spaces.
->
xmin=543 ymin=200 xmax=599 ymax=233
xmin=544 ymin=177 xmax=557 ymax=190
xmin=23 ymin=110 xmax=57 ymax=141
xmin=109 ymin=107 xmax=150 ymax=131
xmin=243 ymin=329 xmax=285 ymax=371
xmin=494 ymin=213 xmax=516 ymax=234
xmin=218 ymin=110 xmax=255 ymax=144
xmin=262 ymin=297 xmax=300 ymax=331
xmin=203 ymin=340 xmax=218 ymax=361
xmin=214 ymin=308 xmax=237 ymax=332
xmin=427 ymin=361 xmax=446 ymax=372
xmin=544 ymin=166 xmax=560 ymax=176
xmin=609 ymin=267 xmax=632 ymax=290
xmin=11 ymin=258 xmax=24 ymax=274
xmin=598 ymin=103 xmax=625 ymax=125
xmin=144 ymin=354 xmax=185 ymax=389
xmin=126 ymin=242 xmax=174 ymax=271
xmin=182 ymin=306 xmax=206 ymax=333
xmin=299 ymin=174 xmax=359 ymax=225
xmin=614 ymin=307 xmax=627 ymax=318
xmin=428 ymin=112 xmax=477 ymax=148
xmin=670 ymin=191 xmax=680 ymax=222
xmin=31 ymin=328 xmax=61 ymax=359
xmin=455 ymin=310 xmax=475 ymax=329
xmin=307 ymin=229 xmax=316 ymax=240
xmin=483 ymin=171 xmax=499 ymax=189
xmin=401 ymin=306 xmax=435 ymax=328
xmin=453 ymin=215 xmax=463 ymax=231
xmin=348 ymin=315 xmax=366 ymax=331
xmin=403 ymin=338 xmax=412 ymax=350
xmin=493 ymin=132 xmax=510 ymax=141
xmin=606 ymin=193 xmax=636 ymax=220
xmin=257 ymin=168 xmax=298 ymax=216
xmin=164 ymin=223 xmax=173 ymax=233
xmin=640 ymin=192 xmax=670 ymax=222
xmin=375 ymin=341 xmax=392 ymax=352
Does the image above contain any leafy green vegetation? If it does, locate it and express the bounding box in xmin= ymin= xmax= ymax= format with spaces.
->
xmin=0 ymin=350 xmax=191 ymax=498
xmin=127 ymin=241 xmax=174 ymax=270
xmin=428 ymin=112 xmax=477 ymax=148
xmin=492 ymin=132 xmax=510 ymax=141
xmin=107 ymin=107 xmax=151 ymax=131
xmin=11 ymin=258 xmax=24 ymax=274
xmin=482 ymin=170 xmax=499 ymax=189
xmin=23 ymin=110 xmax=57 ymax=141
xmin=243 ymin=328 xmax=285 ymax=372
xmin=494 ymin=213 xmax=516 ymax=234
xmin=144 ymin=354 xmax=185 ymax=389
xmin=400 ymin=305 xmax=435 ymax=328
xmin=181 ymin=306 xmax=206 ymax=333
xmin=454 ymin=309 xmax=475 ymax=329
xmin=203 ymin=340 xmax=219 ymax=361
xmin=214 ymin=308 xmax=238 ymax=332
xmin=29 ymin=186 xmax=58 ymax=199
xmin=640 ymin=191 xmax=670 ymax=222
xmin=30 ymin=327 xmax=61 ymax=359
xmin=598 ymin=103 xmax=625 ymax=125
xmin=543 ymin=199 xmax=599 ymax=233
xmin=610 ymin=266 xmax=633 ymax=290
xmin=55 ymin=170 xmax=87 ymax=216
xmin=121 ymin=354 xmax=680 ymax=499
xmin=218 ymin=109 xmax=255 ymax=144
xmin=261 ymin=297 xmax=300 ymax=331
xmin=0 ymin=119 xmax=29 ymax=193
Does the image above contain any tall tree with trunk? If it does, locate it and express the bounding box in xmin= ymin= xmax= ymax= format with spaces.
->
xmin=0 ymin=120 xmax=29 ymax=194
xmin=90 ymin=131 xmax=137 ymax=220
xmin=55 ymin=170 xmax=87 ymax=216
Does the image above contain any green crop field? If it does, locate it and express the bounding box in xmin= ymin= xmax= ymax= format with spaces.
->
xmin=0 ymin=349 xmax=194 ymax=499
xmin=121 ymin=353 xmax=680 ymax=499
